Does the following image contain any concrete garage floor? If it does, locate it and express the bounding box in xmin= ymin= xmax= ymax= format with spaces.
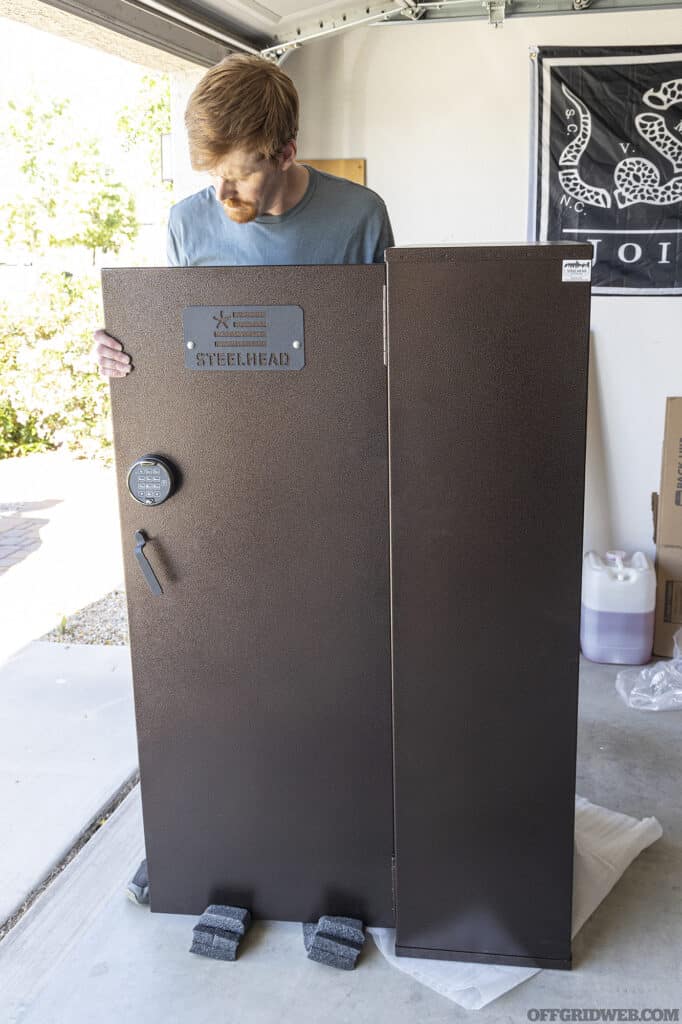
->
xmin=0 ymin=452 xmax=124 ymax=666
xmin=1 ymin=657 xmax=680 ymax=1024
xmin=0 ymin=641 xmax=137 ymax=926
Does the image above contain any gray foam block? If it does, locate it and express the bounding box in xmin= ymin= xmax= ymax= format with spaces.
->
xmin=302 ymin=922 xmax=317 ymax=952
xmin=308 ymin=945 xmax=357 ymax=970
xmin=313 ymin=933 xmax=362 ymax=957
xmin=205 ymin=904 xmax=251 ymax=924
xmin=189 ymin=904 xmax=251 ymax=962
xmin=317 ymin=916 xmax=365 ymax=947
xmin=195 ymin=905 xmax=251 ymax=936
xmin=126 ymin=859 xmax=149 ymax=905
xmin=303 ymin=915 xmax=366 ymax=970
xmin=189 ymin=936 xmax=238 ymax=962
xmin=193 ymin=924 xmax=238 ymax=941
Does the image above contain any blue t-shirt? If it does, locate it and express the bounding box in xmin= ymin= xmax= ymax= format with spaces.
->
xmin=167 ymin=165 xmax=394 ymax=267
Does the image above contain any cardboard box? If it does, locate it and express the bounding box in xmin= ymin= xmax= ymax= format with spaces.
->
xmin=653 ymin=397 xmax=682 ymax=657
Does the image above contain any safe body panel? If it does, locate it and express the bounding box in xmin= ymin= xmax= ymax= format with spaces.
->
xmin=102 ymin=265 xmax=394 ymax=925
xmin=386 ymin=244 xmax=592 ymax=968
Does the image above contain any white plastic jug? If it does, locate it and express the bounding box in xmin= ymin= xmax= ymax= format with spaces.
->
xmin=581 ymin=550 xmax=656 ymax=665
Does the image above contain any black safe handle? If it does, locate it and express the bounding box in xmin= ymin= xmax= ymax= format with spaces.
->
xmin=134 ymin=530 xmax=163 ymax=597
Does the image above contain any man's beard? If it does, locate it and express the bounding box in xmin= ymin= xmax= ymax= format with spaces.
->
xmin=221 ymin=198 xmax=258 ymax=224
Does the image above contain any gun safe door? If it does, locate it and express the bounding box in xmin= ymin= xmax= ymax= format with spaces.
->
xmin=102 ymin=265 xmax=394 ymax=925
xmin=387 ymin=244 xmax=592 ymax=969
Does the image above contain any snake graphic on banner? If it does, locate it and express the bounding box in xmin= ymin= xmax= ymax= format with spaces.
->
xmin=531 ymin=47 xmax=682 ymax=292
xmin=558 ymin=85 xmax=612 ymax=209
xmin=558 ymin=80 xmax=682 ymax=209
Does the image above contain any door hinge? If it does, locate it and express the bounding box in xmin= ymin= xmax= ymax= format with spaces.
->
xmin=391 ymin=853 xmax=397 ymax=914
xmin=382 ymin=284 xmax=388 ymax=367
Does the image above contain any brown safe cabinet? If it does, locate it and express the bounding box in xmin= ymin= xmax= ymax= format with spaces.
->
xmin=386 ymin=244 xmax=592 ymax=969
xmin=102 ymin=265 xmax=394 ymax=925
xmin=103 ymin=245 xmax=591 ymax=964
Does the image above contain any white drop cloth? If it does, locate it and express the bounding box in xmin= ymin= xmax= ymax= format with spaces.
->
xmin=369 ymin=796 xmax=662 ymax=1010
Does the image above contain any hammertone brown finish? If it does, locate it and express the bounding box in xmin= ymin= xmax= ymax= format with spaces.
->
xmin=386 ymin=244 xmax=592 ymax=969
xmin=102 ymin=265 xmax=394 ymax=924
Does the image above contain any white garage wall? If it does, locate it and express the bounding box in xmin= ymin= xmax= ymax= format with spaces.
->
xmin=286 ymin=10 xmax=682 ymax=558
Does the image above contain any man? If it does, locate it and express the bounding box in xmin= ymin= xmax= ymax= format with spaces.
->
xmin=94 ymin=53 xmax=394 ymax=377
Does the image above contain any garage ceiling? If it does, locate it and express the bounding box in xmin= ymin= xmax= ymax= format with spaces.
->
xmin=33 ymin=0 xmax=682 ymax=64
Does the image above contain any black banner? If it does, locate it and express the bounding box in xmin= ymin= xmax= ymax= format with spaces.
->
xmin=530 ymin=46 xmax=682 ymax=294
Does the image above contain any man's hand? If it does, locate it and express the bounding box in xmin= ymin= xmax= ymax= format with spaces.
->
xmin=93 ymin=329 xmax=132 ymax=378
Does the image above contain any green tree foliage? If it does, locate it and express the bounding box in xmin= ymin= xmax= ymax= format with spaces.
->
xmin=0 ymin=273 xmax=111 ymax=459
xmin=60 ymin=172 xmax=138 ymax=266
xmin=117 ymin=74 xmax=172 ymax=191
xmin=0 ymin=96 xmax=139 ymax=264
xmin=0 ymin=401 xmax=46 ymax=460
xmin=0 ymin=74 xmax=171 ymax=459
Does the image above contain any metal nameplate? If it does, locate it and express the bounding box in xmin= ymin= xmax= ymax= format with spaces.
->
xmin=183 ymin=305 xmax=304 ymax=371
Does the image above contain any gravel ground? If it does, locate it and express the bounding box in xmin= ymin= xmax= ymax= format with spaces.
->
xmin=41 ymin=588 xmax=129 ymax=646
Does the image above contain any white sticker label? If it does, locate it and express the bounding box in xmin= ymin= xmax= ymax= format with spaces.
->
xmin=562 ymin=259 xmax=592 ymax=283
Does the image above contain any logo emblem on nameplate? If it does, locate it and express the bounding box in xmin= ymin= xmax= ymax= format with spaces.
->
xmin=183 ymin=305 xmax=304 ymax=371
